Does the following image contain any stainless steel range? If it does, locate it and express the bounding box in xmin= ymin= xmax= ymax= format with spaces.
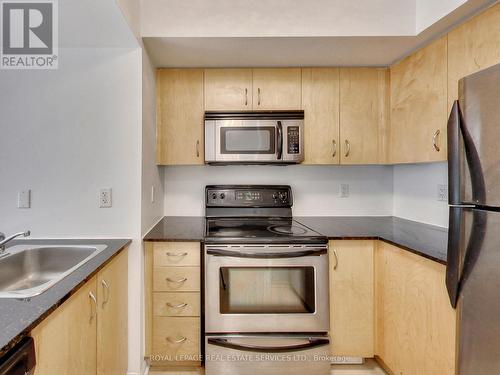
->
xmin=204 ymin=185 xmax=330 ymax=375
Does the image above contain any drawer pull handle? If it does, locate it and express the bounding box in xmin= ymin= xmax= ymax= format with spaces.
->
xmin=167 ymin=336 xmax=187 ymax=344
xmin=166 ymin=277 xmax=187 ymax=283
xmin=433 ymin=129 xmax=441 ymax=152
xmin=167 ymin=302 xmax=188 ymax=309
xmin=166 ymin=252 xmax=188 ymax=257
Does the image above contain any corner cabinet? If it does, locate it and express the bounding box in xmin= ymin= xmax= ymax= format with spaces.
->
xmin=156 ymin=69 xmax=204 ymax=165
xmin=375 ymin=241 xmax=456 ymax=375
xmin=32 ymin=248 xmax=128 ymax=375
xmin=390 ymin=36 xmax=448 ymax=163
xmin=145 ymin=241 xmax=202 ymax=368
xmin=329 ymin=240 xmax=375 ymax=358
xmin=447 ymin=4 xmax=500 ymax=111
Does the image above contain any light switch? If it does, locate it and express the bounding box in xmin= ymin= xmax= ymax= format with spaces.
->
xmin=18 ymin=190 xmax=31 ymax=208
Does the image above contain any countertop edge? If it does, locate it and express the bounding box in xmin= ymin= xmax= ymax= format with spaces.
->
xmin=0 ymin=239 xmax=131 ymax=357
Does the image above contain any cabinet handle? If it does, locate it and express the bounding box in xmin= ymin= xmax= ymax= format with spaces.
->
xmin=433 ymin=130 xmax=440 ymax=152
xmin=196 ymin=140 xmax=200 ymax=157
xmin=166 ymin=277 xmax=187 ymax=283
xmin=166 ymin=252 xmax=188 ymax=257
xmin=332 ymin=249 xmax=339 ymax=270
xmin=166 ymin=336 xmax=187 ymax=344
xmin=89 ymin=291 xmax=97 ymax=322
xmin=245 ymin=88 xmax=248 ymax=106
xmin=332 ymin=139 xmax=337 ymax=158
xmin=344 ymin=139 xmax=350 ymax=157
xmin=257 ymin=88 xmax=261 ymax=106
xmin=101 ymin=279 xmax=110 ymax=307
xmin=167 ymin=302 xmax=188 ymax=309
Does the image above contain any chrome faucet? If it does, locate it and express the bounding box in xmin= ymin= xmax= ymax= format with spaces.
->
xmin=0 ymin=231 xmax=31 ymax=253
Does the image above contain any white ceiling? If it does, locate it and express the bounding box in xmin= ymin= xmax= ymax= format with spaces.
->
xmin=141 ymin=0 xmax=497 ymax=67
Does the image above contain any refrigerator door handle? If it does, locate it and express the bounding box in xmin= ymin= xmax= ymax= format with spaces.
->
xmin=446 ymin=207 xmax=462 ymax=308
xmin=447 ymin=101 xmax=461 ymax=205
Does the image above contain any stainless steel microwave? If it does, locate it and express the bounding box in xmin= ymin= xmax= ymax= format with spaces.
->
xmin=204 ymin=111 xmax=304 ymax=164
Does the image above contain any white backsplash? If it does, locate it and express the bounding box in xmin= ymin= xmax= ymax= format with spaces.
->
xmin=164 ymin=165 xmax=394 ymax=217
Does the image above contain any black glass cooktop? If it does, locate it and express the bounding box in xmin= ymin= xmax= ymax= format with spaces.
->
xmin=205 ymin=217 xmax=327 ymax=244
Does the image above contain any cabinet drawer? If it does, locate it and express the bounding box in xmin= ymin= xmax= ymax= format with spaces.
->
xmin=153 ymin=267 xmax=200 ymax=292
xmin=153 ymin=292 xmax=200 ymax=317
xmin=152 ymin=317 xmax=200 ymax=361
xmin=153 ymin=242 xmax=200 ymax=267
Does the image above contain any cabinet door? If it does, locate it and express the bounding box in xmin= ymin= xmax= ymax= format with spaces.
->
xmin=375 ymin=241 xmax=456 ymax=375
xmin=390 ymin=36 xmax=448 ymax=163
xmin=329 ymin=240 xmax=374 ymax=357
xmin=32 ymin=277 xmax=97 ymax=375
xmin=204 ymin=69 xmax=252 ymax=110
xmin=97 ymin=249 xmax=128 ymax=375
xmin=340 ymin=68 xmax=389 ymax=164
xmin=252 ymin=68 xmax=302 ymax=110
xmin=448 ymin=4 xmax=500 ymax=111
xmin=301 ymin=68 xmax=340 ymax=164
xmin=157 ymin=69 xmax=204 ymax=165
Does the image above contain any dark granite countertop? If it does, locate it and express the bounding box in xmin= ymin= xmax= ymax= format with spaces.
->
xmin=144 ymin=216 xmax=448 ymax=264
xmin=144 ymin=216 xmax=205 ymax=241
xmin=0 ymin=238 xmax=130 ymax=357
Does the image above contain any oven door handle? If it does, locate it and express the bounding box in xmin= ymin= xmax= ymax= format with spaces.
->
xmin=206 ymin=248 xmax=327 ymax=258
xmin=207 ymin=337 xmax=330 ymax=353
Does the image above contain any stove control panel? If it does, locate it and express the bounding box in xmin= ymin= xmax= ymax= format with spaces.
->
xmin=206 ymin=186 xmax=293 ymax=207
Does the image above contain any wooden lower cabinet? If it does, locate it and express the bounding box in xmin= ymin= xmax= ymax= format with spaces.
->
xmin=97 ymin=248 xmax=129 ymax=375
xmin=375 ymin=241 xmax=456 ymax=375
xmin=145 ymin=241 xmax=201 ymax=367
xmin=32 ymin=248 xmax=128 ymax=375
xmin=329 ymin=240 xmax=375 ymax=358
xmin=32 ymin=277 xmax=97 ymax=375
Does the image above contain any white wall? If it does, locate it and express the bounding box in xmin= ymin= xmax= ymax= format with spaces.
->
xmin=141 ymin=0 xmax=416 ymax=37
xmin=416 ymin=0 xmax=467 ymax=32
xmin=0 ymin=47 xmax=141 ymax=238
xmin=393 ymin=162 xmax=449 ymax=227
xmin=164 ymin=165 xmax=394 ymax=217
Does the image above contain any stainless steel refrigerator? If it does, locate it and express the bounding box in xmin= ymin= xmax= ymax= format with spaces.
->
xmin=446 ymin=62 xmax=500 ymax=374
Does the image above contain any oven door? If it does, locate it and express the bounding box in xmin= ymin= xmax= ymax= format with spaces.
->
xmin=204 ymin=244 xmax=329 ymax=333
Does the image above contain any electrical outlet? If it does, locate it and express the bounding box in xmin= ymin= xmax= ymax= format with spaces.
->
xmin=18 ymin=190 xmax=31 ymax=208
xmin=437 ymin=184 xmax=448 ymax=202
xmin=99 ymin=188 xmax=112 ymax=208
xmin=339 ymin=183 xmax=350 ymax=198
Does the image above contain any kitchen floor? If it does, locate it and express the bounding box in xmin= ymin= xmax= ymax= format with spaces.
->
xmin=150 ymin=359 xmax=388 ymax=374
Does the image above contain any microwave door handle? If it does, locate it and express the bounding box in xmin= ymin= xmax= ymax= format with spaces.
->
xmin=208 ymin=337 xmax=330 ymax=353
xmin=277 ymin=121 xmax=283 ymax=160
xmin=206 ymin=248 xmax=327 ymax=258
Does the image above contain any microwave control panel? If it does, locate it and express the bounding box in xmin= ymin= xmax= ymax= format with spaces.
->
xmin=287 ymin=126 xmax=300 ymax=154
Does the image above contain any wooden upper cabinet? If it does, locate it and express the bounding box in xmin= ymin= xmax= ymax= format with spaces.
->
xmin=448 ymin=3 xmax=500 ymax=111
xmin=97 ymin=249 xmax=128 ymax=375
xmin=329 ymin=240 xmax=374 ymax=357
xmin=390 ymin=36 xmax=448 ymax=164
xmin=340 ymin=68 xmax=389 ymax=164
xmin=301 ymin=68 xmax=340 ymax=164
xmin=157 ymin=69 xmax=204 ymax=165
xmin=252 ymin=68 xmax=302 ymax=110
xmin=204 ymin=69 xmax=252 ymax=110
xmin=376 ymin=241 xmax=456 ymax=375
xmin=33 ymin=277 xmax=97 ymax=375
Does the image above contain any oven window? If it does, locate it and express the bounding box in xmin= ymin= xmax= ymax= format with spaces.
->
xmin=219 ymin=267 xmax=315 ymax=314
xmin=220 ymin=127 xmax=275 ymax=154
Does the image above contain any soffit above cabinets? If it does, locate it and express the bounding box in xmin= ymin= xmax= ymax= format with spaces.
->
xmin=141 ymin=0 xmax=496 ymax=67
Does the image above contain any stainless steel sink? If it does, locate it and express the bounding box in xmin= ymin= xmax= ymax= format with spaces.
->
xmin=0 ymin=244 xmax=107 ymax=298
